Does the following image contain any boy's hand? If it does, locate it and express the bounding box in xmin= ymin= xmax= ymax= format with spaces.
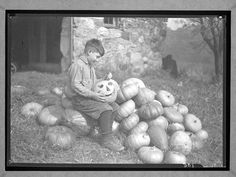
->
xmin=91 ymin=92 xmax=106 ymax=102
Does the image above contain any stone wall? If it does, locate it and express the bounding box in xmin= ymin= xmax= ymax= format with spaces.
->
xmin=71 ymin=17 xmax=166 ymax=77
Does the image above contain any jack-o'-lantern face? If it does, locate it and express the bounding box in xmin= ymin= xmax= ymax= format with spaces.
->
xmin=94 ymin=80 xmax=115 ymax=96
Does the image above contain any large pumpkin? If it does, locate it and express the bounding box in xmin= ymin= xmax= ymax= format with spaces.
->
xmin=116 ymin=100 xmax=136 ymax=122
xmin=169 ymin=131 xmax=192 ymax=155
xmin=94 ymin=80 xmax=115 ymax=96
xmin=147 ymin=116 xmax=169 ymax=130
xmin=116 ymin=83 xmax=139 ymax=104
xmin=138 ymin=146 xmax=164 ymax=164
xmin=45 ymin=125 xmax=75 ymax=149
xmin=120 ymin=113 xmax=139 ymax=132
xmin=122 ymin=78 xmax=146 ymax=88
xmin=125 ymin=132 xmax=150 ymax=150
xmin=147 ymin=125 xmax=169 ymax=151
xmin=94 ymin=79 xmax=118 ymax=103
xmin=138 ymin=100 xmax=164 ymax=121
xmin=62 ymin=109 xmax=91 ymax=136
xmin=133 ymin=87 xmax=156 ymax=107
xmin=38 ymin=105 xmax=64 ymax=126
xmin=130 ymin=121 xmax=149 ymax=135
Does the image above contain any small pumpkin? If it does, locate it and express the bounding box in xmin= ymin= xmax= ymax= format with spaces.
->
xmin=62 ymin=109 xmax=91 ymax=136
xmin=147 ymin=125 xmax=169 ymax=151
xmin=133 ymin=87 xmax=156 ymax=107
xmin=138 ymin=101 xmax=164 ymax=121
xmin=120 ymin=113 xmax=139 ymax=132
xmin=184 ymin=114 xmax=202 ymax=133
xmin=156 ymin=90 xmax=175 ymax=107
xmin=196 ymin=129 xmax=208 ymax=140
xmin=116 ymin=84 xmax=139 ymax=104
xmin=45 ymin=125 xmax=75 ymax=149
xmin=51 ymin=87 xmax=64 ymax=96
xmin=21 ymin=102 xmax=43 ymax=117
xmin=163 ymin=107 xmax=184 ymax=123
xmin=130 ymin=121 xmax=149 ymax=135
xmin=167 ymin=123 xmax=185 ymax=135
xmin=38 ymin=105 xmax=64 ymax=126
xmin=147 ymin=116 xmax=169 ymax=130
xmin=116 ymin=100 xmax=136 ymax=121
xmin=173 ymin=103 xmax=189 ymax=115
xmin=138 ymin=146 xmax=164 ymax=164
xmin=164 ymin=151 xmax=187 ymax=164
xmin=125 ymin=132 xmax=150 ymax=150
xmin=122 ymin=78 xmax=146 ymax=88
xmin=169 ymin=131 xmax=192 ymax=155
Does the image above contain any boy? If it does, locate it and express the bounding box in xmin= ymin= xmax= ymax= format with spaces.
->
xmin=64 ymin=39 xmax=124 ymax=152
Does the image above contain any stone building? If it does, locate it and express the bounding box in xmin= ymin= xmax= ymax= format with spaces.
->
xmin=9 ymin=16 xmax=165 ymax=76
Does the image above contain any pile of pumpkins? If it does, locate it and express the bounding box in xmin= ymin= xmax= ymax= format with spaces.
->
xmin=111 ymin=78 xmax=208 ymax=164
xmin=19 ymin=77 xmax=208 ymax=164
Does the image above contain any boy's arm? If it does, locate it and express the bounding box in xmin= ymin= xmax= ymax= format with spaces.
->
xmin=69 ymin=63 xmax=95 ymax=98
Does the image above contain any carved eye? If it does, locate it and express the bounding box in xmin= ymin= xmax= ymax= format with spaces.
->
xmin=98 ymin=84 xmax=104 ymax=88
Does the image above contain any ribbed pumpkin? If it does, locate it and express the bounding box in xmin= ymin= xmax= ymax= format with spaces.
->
xmin=122 ymin=78 xmax=146 ymax=88
xmin=21 ymin=102 xmax=43 ymax=117
xmin=125 ymin=132 xmax=150 ymax=150
xmin=116 ymin=100 xmax=136 ymax=122
xmin=133 ymin=87 xmax=156 ymax=107
xmin=116 ymin=83 xmax=139 ymax=104
xmin=138 ymin=101 xmax=164 ymax=121
xmin=120 ymin=113 xmax=139 ymax=132
xmin=38 ymin=105 xmax=64 ymax=126
xmin=62 ymin=109 xmax=91 ymax=136
xmin=164 ymin=151 xmax=187 ymax=164
xmin=147 ymin=125 xmax=169 ymax=151
xmin=138 ymin=146 xmax=164 ymax=164
xmin=163 ymin=107 xmax=184 ymax=123
xmin=45 ymin=125 xmax=75 ymax=149
xmin=130 ymin=121 xmax=149 ymax=135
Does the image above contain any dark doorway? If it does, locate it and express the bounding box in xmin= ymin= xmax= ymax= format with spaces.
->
xmin=10 ymin=16 xmax=63 ymax=72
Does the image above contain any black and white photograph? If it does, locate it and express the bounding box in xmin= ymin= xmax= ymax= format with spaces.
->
xmin=7 ymin=11 xmax=230 ymax=169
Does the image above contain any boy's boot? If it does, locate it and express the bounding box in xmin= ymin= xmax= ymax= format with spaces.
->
xmin=99 ymin=110 xmax=124 ymax=152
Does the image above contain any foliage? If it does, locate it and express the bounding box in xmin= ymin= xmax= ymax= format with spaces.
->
xmin=185 ymin=17 xmax=225 ymax=79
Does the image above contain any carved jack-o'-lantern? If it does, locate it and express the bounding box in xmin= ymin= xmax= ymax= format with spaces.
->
xmin=94 ymin=80 xmax=115 ymax=96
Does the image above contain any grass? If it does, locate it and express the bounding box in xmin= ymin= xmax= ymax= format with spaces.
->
xmin=10 ymin=70 xmax=223 ymax=167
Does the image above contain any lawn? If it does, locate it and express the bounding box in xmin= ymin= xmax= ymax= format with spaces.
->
xmin=9 ymin=70 xmax=223 ymax=166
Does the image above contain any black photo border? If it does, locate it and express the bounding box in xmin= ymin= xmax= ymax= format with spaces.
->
xmin=5 ymin=10 xmax=231 ymax=171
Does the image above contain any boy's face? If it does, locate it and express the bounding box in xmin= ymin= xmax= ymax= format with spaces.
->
xmin=87 ymin=50 xmax=101 ymax=66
